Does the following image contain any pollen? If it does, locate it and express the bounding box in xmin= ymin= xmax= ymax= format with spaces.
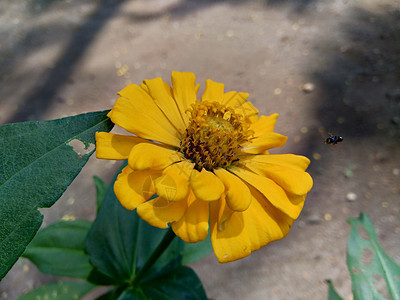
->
xmin=180 ymin=101 xmax=253 ymax=171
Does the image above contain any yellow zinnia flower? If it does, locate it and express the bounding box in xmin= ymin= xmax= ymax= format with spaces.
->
xmin=95 ymin=71 xmax=313 ymax=263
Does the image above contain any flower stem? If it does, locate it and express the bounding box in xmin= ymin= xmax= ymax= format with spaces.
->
xmin=133 ymin=227 xmax=176 ymax=284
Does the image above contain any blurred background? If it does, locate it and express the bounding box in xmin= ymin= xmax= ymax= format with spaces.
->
xmin=1 ymin=0 xmax=399 ymax=299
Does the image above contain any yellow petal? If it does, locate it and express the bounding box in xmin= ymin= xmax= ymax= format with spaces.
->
xmin=248 ymin=184 xmax=294 ymax=230
xmin=128 ymin=143 xmax=181 ymax=171
xmin=143 ymin=78 xmax=186 ymax=135
xmin=137 ymin=197 xmax=188 ymax=229
xmin=244 ymin=158 xmax=313 ymax=195
xmin=230 ymin=167 xmax=303 ymax=219
xmin=190 ymin=168 xmax=225 ymax=202
xmin=242 ymin=132 xmax=287 ymax=154
xmin=288 ymin=193 xmax=306 ymax=206
xmin=171 ymin=71 xmax=198 ymax=126
xmin=249 ymin=113 xmax=279 ymax=137
xmin=244 ymin=154 xmax=311 ymax=171
xmin=114 ymin=166 xmax=161 ymax=210
xmin=108 ymin=84 xmax=180 ymax=146
xmin=210 ymin=186 xmax=293 ymax=263
xmin=195 ymin=83 xmax=200 ymax=94
xmin=171 ymin=191 xmax=209 ymax=243
xmin=139 ymin=82 xmax=150 ymax=93
xmin=154 ymin=161 xmax=194 ymax=201
xmin=201 ymin=79 xmax=224 ymax=103
xmin=214 ymin=168 xmax=251 ymax=212
xmin=210 ymin=198 xmax=248 ymax=263
xmin=235 ymin=101 xmax=259 ymax=121
xmin=222 ymin=91 xmax=249 ymax=108
xmin=95 ymin=132 xmax=150 ymax=160
xmin=215 ymin=192 xmax=235 ymax=231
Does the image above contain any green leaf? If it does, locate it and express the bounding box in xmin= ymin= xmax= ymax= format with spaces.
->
xmin=326 ymin=279 xmax=345 ymax=300
xmin=117 ymin=288 xmax=146 ymax=300
xmin=126 ymin=266 xmax=207 ymax=300
xmin=0 ymin=110 xmax=113 ymax=279
xmin=87 ymin=267 xmax=122 ymax=286
xmin=16 ymin=280 xmax=95 ymax=300
xmin=142 ymin=266 xmax=207 ymax=300
xmin=85 ymin=162 xmax=184 ymax=285
xmin=181 ymin=232 xmax=213 ymax=265
xmin=347 ymin=213 xmax=400 ymax=300
xmin=93 ymin=175 xmax=108 ymax=212
xmin=95 ymin=288 xmax=124 ymax=300
xmin=22 ymin=220 xmax=92 ymax=278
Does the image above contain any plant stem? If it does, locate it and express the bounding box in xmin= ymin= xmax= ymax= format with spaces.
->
xmin=132 ymin=227 xmax=176 ymax=284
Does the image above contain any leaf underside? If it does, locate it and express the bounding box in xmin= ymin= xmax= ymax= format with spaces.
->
xmin=347 ymin=213 xmax=400 ymax=300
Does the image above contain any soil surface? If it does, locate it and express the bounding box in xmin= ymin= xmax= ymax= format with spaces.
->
xmin=1 ymin=0 xmax=399 ymax=299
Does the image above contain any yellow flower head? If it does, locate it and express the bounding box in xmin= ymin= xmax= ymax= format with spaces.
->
xmin=96 ymin=71 xmax=313 ymax=263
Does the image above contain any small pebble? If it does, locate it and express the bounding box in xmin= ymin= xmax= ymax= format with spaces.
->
xmin=293 ymin=135 xmax=301 ymax=143
xmin=117 ymin=64 xmax=129 ymax=76
xmin=301 ymin=82 xmax=315 ymax=93
xmin=22 ymin=264 xmax=29 ymax=272
xmin=346 ymin=192 xmax=357 ymax=202
xmin=324 ymin=213 xmax=332 ymax=221
xmin=225 ymin=30 xmax=234 ymax=37
xmin=393 ymin=168 xmax=399 ymax=176
xmin=307 ymin=213 xmax=322 ymax=225
xmin=313 ymin=153 xmax=321 ymax=160
xmin=61 ymin=214 xmax=76 ymax=221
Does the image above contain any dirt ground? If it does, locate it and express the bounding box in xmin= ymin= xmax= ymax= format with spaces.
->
xmin=1 ymin=0 xmax=399 ymax=299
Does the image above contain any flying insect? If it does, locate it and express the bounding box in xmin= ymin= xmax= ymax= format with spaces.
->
xmin=324 ymin=134 xmax=343 ymax=145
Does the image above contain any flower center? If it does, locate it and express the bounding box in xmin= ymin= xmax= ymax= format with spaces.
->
xmin=180 ymin=101 xmax=253 ymax=171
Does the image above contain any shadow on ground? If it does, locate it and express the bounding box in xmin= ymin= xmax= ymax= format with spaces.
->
xmin=2 ymin=0 xmax=128 ymax=124
xmin=1 ymin=0 xmax=330 ymax=124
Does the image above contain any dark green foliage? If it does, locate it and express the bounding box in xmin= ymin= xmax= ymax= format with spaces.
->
xmin=22 ymin=220 xmax=93 ymax=278
xmin=93 ymin=175 xmax=108 ymax=212
xmin=85 ymin=163 xmax=184 ymax=284
xmin=0 ymin=111 xmax=113 ymax=279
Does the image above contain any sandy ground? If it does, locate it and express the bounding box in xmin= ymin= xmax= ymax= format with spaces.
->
xmin=1 ymin=0 xmax=400 ymax=299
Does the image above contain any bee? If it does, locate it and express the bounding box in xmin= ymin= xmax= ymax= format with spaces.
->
xmin=325 ymin=134 xmax=343 ymax=145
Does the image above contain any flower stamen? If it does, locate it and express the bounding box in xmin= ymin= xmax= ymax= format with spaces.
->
xmin=180 ymin=101 xmax=253 ymax=171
